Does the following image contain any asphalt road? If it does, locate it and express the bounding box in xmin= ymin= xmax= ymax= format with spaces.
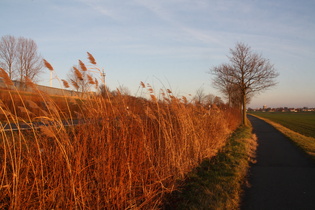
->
xmin=242 ymin=115 xmax=315 ymax=210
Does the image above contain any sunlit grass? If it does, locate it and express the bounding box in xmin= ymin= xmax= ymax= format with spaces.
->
xmin=162 ymin=125 xmax=257 ymax=209
xmin=0 ymin=64 xmax=242 ymax=209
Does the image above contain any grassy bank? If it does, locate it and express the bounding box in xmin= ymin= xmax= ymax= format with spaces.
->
xmin=162 ymin=125 xmax=257 ymax=210
xmin=249 ymin=114 xmax=315 ymax=161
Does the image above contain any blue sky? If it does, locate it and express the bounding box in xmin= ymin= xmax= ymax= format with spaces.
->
xmin=1 ymin=0 xmax=314 ymax=108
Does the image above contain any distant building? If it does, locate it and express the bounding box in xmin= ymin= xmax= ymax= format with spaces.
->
xmin=263 ymin=105 xmax=267 ymax=110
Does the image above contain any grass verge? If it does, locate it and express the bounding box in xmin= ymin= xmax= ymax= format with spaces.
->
xmin=162 ymin=125 xmax=257 ymax=210
xmin=249 ymin=114 xmax=315 ymax=161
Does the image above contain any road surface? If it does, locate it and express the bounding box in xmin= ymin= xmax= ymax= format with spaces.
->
xmin=242 ymin=115 xmax=315 ymax=209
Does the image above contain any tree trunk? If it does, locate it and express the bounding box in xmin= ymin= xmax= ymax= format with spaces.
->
xmin=242 ymin=92 xmax=247 ymax=126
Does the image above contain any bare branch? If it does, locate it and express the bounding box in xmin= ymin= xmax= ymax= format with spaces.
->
xmin=0 ymin=35 xmax=17 ymax=79
xmin=15 ymin=37 xmax=43 ymax=83
xmin=210 ymin=42 xmax=279 ymax=125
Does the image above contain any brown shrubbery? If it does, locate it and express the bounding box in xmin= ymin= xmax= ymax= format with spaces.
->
xmin=0 ymin=66 xmax=241 ymax=209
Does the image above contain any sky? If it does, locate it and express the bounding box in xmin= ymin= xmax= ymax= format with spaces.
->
xmin=1 ymin=0 xmax=314 ymax=108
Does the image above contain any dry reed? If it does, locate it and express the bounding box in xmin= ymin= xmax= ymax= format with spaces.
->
xmin=0 ymin=67 xmax=14 ymax=86
xmin=87 ymin=74 xmax=95 ymax=85
xmin=43 ymin=59 xmax=54 ymax=71
xmin=87 ymin=52 xmax=96 ymax=65
xmin=73 ymin=67 xmax=83 ymax=81
xmin=61 ymin=79 xmax=70 ymax=88
xmin=79 ymin=60 xmax=87 ymax=71
xmin=0 ymin=59 xmax=241 ymax=209
xmin=70 ymin=79 xmax=79 ymax=90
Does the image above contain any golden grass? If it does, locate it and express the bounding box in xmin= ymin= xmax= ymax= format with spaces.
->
xmin=0 ymin=57 xmax=242 ymax=209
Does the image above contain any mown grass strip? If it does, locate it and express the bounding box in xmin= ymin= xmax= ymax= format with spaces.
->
xmin=249 ymin=114 xmax=315 ymax=161
xmin=162 ymin=125 xmax=257 ymax=210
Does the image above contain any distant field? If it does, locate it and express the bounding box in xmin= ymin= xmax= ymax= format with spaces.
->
xmin=249 ymin=112 xmax=315 ymax=138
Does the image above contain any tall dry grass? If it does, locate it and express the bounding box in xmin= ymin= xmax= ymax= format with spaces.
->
xmin=0 ymin=60 xmax=241 ymax=209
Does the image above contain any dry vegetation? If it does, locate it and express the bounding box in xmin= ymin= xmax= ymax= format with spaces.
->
xmin=162 ymin=125 xmax=257 ymax=209
xmin=0 ymin=59 xmax=241 ymax=209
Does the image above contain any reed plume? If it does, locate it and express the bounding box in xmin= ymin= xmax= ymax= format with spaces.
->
xmin=87 ymin=52 xmax=97 ymax=64
xmin=43 ymin=59 xmax=54 ymax=71
xmin=73 ymin=66 xmax=83 ymax=81
xmin=146 ymin=83 xmax=154 ymax=94
xmin=71 ymin=79 xmax=79 ymax=90
xmin=150 ymin=94 xmax=157 ymax=102
xmin=87 ymin=74 xmax=95 ymax=85
xmin=79 ymin=60 xmax=87 ymax=71
xmin=61 ymin=79 xmax=70 ymax=88
xmin=0 ymin=67 xmax=14 ymax=86
xmin=140 ymin=81 xmax=145 ymax=88
xmin=95 ymin=78 xmax=99 ymax=89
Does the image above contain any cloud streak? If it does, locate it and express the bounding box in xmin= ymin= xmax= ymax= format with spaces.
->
xmin=1 ymin=0 xmax=314 ymax=107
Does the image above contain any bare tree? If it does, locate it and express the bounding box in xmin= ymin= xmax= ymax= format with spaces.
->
xmin=117 ymin=84 xmax=131 ymax=95
xmin=213 ymin=96 xmax=224 ymax=106
xmin=15 ymin=37 xmax=43 ymax=83
xmin=226 ymin=83 xmax=241 ymax=108
xmin=212 ymin=64 xmax=235 ymax=107
xmin=0 ymin=35 xmax=43 ymax=84
xmin=194 ymin=87 xmax=206 ymax=105
xmin=0 ymin=35 xmax=17 ymax=79
xmin=210 ymin=43 xmax=279 ymax=125
xmin=204 ymin=93 xmax=216 ymax=105
xmin=67 ymin=64 xmax=96 ymax=95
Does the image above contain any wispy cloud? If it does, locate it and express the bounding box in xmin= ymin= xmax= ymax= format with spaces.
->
xmin=133 ymin=0 xmax=224 ymax=46
xmin=2 ymin=0 xmax=314 ymax=107
xmin=80 ymin=0 xmax=122 ymax=21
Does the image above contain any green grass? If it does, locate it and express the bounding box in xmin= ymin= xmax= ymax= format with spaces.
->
xmin=162 ymin=125 xmax=257 ymax=210
xmin=249 ymin=112 xmax=315 ymax=138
